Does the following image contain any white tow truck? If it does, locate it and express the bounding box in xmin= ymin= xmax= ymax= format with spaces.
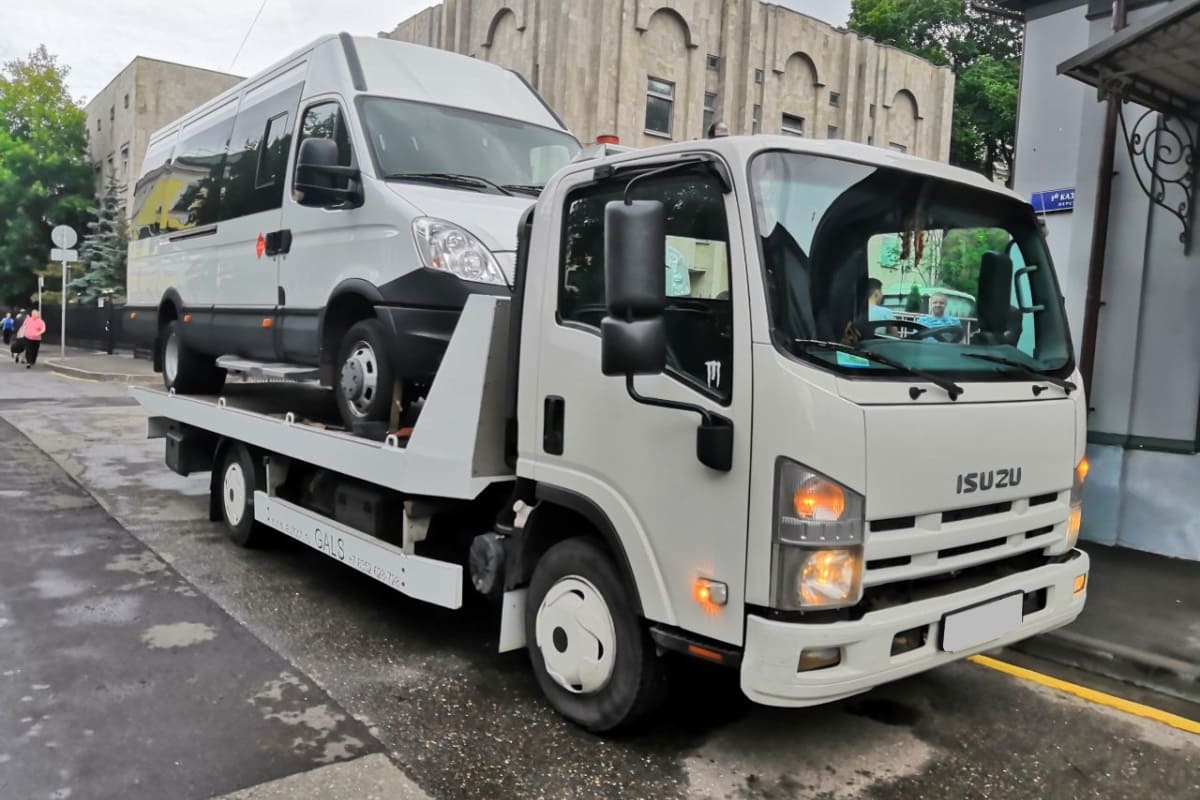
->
xmin=134 ymin=135 xmax=1092 ymax=732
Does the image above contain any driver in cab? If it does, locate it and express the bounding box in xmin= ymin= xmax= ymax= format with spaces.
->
xmin=917 ymin=293 xmax=960 ymax=332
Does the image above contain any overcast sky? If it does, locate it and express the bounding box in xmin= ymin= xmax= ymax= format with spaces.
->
xmin=1 ymin=0 xmax=853 ymax=103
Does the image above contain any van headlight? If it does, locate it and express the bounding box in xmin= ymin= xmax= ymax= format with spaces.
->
xmin=412 ymin=217 xmax=509 ymax=286
xmin=771 ymin=459 xmax=865 ymax=610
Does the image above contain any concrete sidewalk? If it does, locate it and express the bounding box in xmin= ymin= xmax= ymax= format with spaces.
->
xmin=1012 ymin=542 xmax=1200 ymax=704
xmin=41 ymin=349 xmax=160 ymax=385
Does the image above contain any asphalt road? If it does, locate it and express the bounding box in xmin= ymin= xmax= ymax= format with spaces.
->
xmin=1 ymin=366 xmax=1196 ymax=799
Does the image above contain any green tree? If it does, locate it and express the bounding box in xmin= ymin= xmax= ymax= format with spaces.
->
xmin=0 ymin=45 xmax=93 ymax=306
xmin=848 ymin=0 xmax=1022 ymax=184
xmin=906 ymin=283 xmax=923 ymax=312
xmin=72 ymin=172 xmax=128 ymax=302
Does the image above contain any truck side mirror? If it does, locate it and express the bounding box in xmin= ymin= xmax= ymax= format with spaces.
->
xmin=295 ymin=137 xmax=362 ymax=207
xmin=600 ymin=199 xmax=666 ymax=376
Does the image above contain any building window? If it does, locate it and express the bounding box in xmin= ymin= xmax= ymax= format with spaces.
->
xmin=120 ymin=144 xmax=129 ymax=179
xmin=754 ymin=69 xmax=764 ymax=83
xmin=124 ymin=94 xmax=129 ymax=109
xmin=781 ymin=113 xmax=804 ymax=136
xmin=869 ymin=103 xmax=876 ymax=118
xmin=752 ymin=105 xmax=761 ymax=134
xmin=106 ymin=156 xmax=114 ymax=179
xmin=703 ymin=92 xmax=718 ymax=134
xmin=109 ymin=106 xmax=114 ymax=121
xmin=889 ymin=142 xmax=907 ymax=153
xmin=645 ymin=77 xmax=674 ymax=137
xmin=830 ymin=91 xmax=840 ymax=108
xmin=97 ymin=118 xmax=101 ymax=131
xmin=827 ymin=125 xmax=839 ymax=139
xmin=707 ymin=54 xmax=720 ymax=71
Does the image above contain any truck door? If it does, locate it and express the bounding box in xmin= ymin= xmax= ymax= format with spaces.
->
xmin=529 ymin=163 xmax=753 ymax=646
xmin=212 ymin=71 xmax=304 ymax=361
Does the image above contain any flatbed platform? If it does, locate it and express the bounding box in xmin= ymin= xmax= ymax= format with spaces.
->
xmin=132 ymin=295 xmax=515 ymax=500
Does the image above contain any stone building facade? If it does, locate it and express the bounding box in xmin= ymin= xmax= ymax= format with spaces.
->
xmin=84 ymin=58 xmax=241 ymax=211
xmin=385 ymin=0 xmax=954 ymax=160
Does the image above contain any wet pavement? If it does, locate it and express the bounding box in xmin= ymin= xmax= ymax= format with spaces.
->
xmin=0 ymin=415 xmax=383 ymax=799
xmin=0 ymin=367 xmax=1196 ymax=799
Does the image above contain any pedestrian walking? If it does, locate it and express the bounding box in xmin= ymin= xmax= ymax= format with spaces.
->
xmin=1 ymin=313 xmax=13 ymax=345
xmin=17 ymin=309 xmax=45 ymax=368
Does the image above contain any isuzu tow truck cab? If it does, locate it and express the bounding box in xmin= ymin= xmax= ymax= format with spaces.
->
xmin=138 ymin=135 xmax=1091 ymax=732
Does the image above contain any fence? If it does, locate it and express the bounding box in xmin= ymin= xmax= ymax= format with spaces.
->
xmin=23 ymin=302 xmax=138 ymax=354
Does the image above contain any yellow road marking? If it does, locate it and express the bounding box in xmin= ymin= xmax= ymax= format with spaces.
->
xmin=969 ymin=654 xmax=1200 ymax=735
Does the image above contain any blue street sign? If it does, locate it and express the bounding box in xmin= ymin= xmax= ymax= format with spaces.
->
xmin=1031 ymin=188 xmax=1075 ymax=214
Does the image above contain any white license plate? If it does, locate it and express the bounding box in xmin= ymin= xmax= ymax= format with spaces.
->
xmin=940 ymin=592 xmax=1024 ymax=653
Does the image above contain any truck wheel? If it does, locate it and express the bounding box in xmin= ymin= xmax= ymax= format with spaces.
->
xmin=162 ymin=320 xmax=225 ymax=394
xmin=335 ymin=319 xmax=394 ymax=427
xmin=218 ymin=443 xmax=265 ymax=548
xmin=525 ymin=538 xmax=667 ymax=733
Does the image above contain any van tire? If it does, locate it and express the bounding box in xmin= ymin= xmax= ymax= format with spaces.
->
xmin=525 ymin=538 xmax=667 ymax=733
xmin=162 ymin=320 xmax=225 ymax=394
xmin=334 ymin=319 xmax=394 ymax=427
xmin=217 ymin=443 xmax=266 ymax=548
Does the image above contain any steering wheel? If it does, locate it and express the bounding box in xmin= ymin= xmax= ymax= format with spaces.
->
xmin=858 ymin=318 xmax=964 ymax=343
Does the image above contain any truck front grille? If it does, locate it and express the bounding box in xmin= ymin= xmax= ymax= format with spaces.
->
xmin=863 ymin=491 xmax=1070 ymax=588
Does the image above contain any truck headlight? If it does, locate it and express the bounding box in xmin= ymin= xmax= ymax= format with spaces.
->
xmin=770 ymin=460 xmax=865 ymax=610
xmin=412 ymin=217 xmax=509 ymax=286
xmin=1067 ymin=456 xmax=1088 ymax=549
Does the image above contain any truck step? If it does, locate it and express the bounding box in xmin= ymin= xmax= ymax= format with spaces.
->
xmin=216 ymin=356 xmax=321 ymax=383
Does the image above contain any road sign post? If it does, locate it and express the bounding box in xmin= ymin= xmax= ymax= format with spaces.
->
xmin=50 ymin=225 xmax=78 ymax=359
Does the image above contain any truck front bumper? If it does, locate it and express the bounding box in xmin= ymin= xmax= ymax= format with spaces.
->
xmin=740 ymin=549 xmax=1089 ymax=707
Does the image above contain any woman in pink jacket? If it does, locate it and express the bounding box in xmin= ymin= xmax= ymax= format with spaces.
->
xmin=18 ymin=309 xmax=46 ymax=368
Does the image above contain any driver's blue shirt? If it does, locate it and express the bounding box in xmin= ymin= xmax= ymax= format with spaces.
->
xmin=917 ymin=314 xmax=960 ymax=329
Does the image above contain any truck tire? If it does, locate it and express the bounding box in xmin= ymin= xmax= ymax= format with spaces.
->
xmin=525 ymin=538 xmax=667 ymax=733
xmin=335 ymin=319 xmax=395 ymax=428
xmin=162 ymin=320 xmax=225 ymax=394
xmin=217 ymin=443 xmax=266 ymax=548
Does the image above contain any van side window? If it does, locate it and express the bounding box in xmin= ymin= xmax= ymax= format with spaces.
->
xmin=130 ymin=137 xmax=174 ymax=240
xmin=163 ymin=110 xmax=235 ymax=232
xmin=559 ymin=170 xmax=734 ymax=402
xmin=295 ymin=102 xmax=353 ymax=191
xmin=222 ymin=83 xmax=301 ymax=220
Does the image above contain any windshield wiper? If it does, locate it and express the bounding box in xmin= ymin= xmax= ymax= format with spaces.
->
xmin=960 ymin=353 xmax=1076 ymax=395
xmin=501 ymin=183 xmax=543 ymax=196
xmin=383 ymin=172 xmax=514 ymax=196
xmin=794 ymin=339 xmax=963 ymax=401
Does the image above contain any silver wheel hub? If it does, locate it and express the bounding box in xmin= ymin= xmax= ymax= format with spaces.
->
xmin=339 ymin=341 xmax=379 ymax=417
xmin=223 ymin=462 xmax=247 ymax=527
xmin=535 ymin=576 xmax=617 ymax=694
xmin=164 ymin=330 xmax=180 ymax=384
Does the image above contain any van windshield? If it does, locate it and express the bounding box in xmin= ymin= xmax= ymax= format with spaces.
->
xmin=360 ymin=97 xmax=579 ymax=191
xmin=749 ymin=150 xmax=1073 ymax=380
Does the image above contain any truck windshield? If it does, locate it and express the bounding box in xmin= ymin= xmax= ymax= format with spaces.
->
xmin=360 ymin=97 xmax=579 ymax=191
xmin=749 ymin=150 xmax=1072 ymax=380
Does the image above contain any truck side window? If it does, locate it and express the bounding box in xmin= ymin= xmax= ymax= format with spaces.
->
xmin=295 ymin=102 xmax=354 ymax=192
xmin=559 ymin=170 xmax=734 ymax=402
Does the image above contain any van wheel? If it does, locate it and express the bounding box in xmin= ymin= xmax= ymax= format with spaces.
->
xmin=162 ymin=320 xmax=225 ymax=394
xmin=217 ymin=443 xmax=265 ymax=548
xmin=525 ymin=538 xmax=667 ymax=733
xmin=335 ymin=319 xmax=394 ymax=427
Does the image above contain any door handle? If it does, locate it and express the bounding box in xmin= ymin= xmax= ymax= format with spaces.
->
xmin=543 ymin=396 xmax=565 ymax=455
xmin=265 ymin=229 xmax=292 ymax=256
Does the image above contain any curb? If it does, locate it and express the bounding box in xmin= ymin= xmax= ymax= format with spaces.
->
xmin=43 ymin=359 xmax=160 ymax=385
xmin=1012 ymin=629 xmax=1200 ymax=705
